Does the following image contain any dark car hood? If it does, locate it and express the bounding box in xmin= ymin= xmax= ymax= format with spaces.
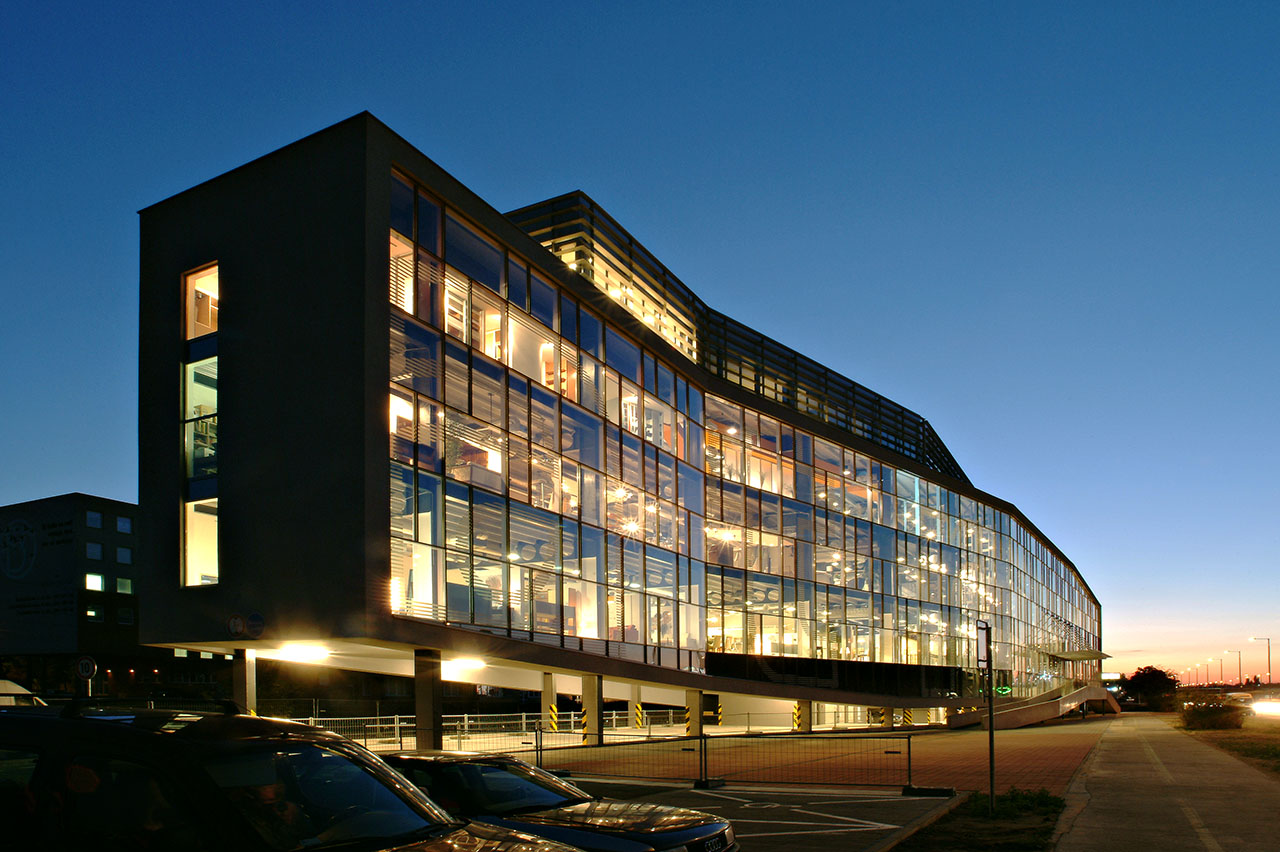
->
xmin=499 ymin=800 xmax=720 ymax=832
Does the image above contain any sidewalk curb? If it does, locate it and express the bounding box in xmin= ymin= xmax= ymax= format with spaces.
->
xmin=863 ymin=790 xmax=972 ymax=852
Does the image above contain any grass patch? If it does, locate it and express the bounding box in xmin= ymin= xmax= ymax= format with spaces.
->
xmin=1189 ymin=714 xmax=1280 ymax=776
xmin=893 ymin=787 xmax=1065 ymax=852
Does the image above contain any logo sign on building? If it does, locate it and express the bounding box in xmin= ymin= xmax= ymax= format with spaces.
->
xmin=246 ymin=612 xmax=265 ymax=639
xmin=1 ymin=520 xmax=38 ymax=580
xmin=227 ymin=614 xmax=246 ymax=638
xmin=75 ymin=656 xmax=97 ymax=681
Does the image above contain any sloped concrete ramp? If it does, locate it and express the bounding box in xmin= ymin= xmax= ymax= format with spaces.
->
xmin=948 ymin=685 xmax=1120 ymax=730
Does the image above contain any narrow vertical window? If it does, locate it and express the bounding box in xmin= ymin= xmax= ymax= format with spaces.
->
xmin=184 ymin=358 xmax=219 ymax=479
xmin=185 ymin=265 xmax=219 ymax=339
xmin=184 ymin=498 xmax=218 ymax=585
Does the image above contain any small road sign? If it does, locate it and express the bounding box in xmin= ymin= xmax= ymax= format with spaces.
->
xmin=75 ymin=656 xmax=97 ymax=681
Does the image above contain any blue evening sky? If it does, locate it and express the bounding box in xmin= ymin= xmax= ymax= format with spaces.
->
xmin=2 ymin=2 xmax=1277 ymax=680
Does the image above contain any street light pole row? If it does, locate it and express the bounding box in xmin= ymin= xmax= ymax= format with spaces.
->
xmin=1186 ymin=639 xmax=1271 ymax=688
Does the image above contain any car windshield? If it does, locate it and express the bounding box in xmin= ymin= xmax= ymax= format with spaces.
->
xmin=204 ymin=743 xmax=449 ymax=850
xmin=401 ymin=758 xmax=591 ymax=817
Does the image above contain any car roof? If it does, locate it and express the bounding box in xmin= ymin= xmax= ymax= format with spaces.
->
xmin=0 ymin=704 xmax=346 ymax=756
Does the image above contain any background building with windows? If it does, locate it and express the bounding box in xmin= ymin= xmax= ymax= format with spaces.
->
xmin=139 ymin=113 xmax=1104 ymax=736
xmin=0 ymin=493 xmax=228 ymax=697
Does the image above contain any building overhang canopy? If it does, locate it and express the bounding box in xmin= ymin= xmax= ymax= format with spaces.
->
xmin=1049 ymin=650 xmax=1111 ymax=661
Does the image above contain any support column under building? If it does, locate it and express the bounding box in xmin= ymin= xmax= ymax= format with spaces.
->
xmin=232 ymin=649 xmax=257 ymax=713
xmin=582 ymin=674 xmax=604 ymax=745
xmin=414 ymin=649 xmax=444 ymax=750
xmin=685 ymin=689 xmax=703 ymax=736
xmin=793 ymin=698 xmax=812 ymax=732
xmin=629 ymin=684 xmax=643 ymax=728
xmin=541 ymin=672 xmax=558 ymax=731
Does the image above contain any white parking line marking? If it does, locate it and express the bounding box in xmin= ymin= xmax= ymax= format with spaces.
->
xmin=805 ymin=797 xmax=938 ymax=804
xmin=691 ymin=789 xmax=755 ymax=803
xmin=726 ymin=819 xmax=889 ymax=826
xmin=790 ymin=808 xmax=898 ymax=828
xmin=737 ymin=826 xmax=899 ymax=837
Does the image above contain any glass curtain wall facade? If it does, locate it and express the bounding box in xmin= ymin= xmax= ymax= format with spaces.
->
xmin=508 ymin=194 xmax=968 ymax=482
xmin=387 ymin=172 xmax=1099 ymax=697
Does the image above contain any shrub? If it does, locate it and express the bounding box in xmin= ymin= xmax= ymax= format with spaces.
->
xmin=1180 ymin=703 xmax=1245 ymax=730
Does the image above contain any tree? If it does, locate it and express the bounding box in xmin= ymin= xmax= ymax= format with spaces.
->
xmin=1121 ymin=666 xmax=1180 ymax=710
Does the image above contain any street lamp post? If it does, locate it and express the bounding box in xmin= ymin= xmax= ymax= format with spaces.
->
xmin=1251 ymin=637 xmax=1271 ymax=686
xmin=1195 ymin=663 xmax=1202 ymax=686
xmin=1225 ymin=649 xmax=1242 ymax=686
xmin=1209 ymin=657 xmax=1223 ymax=684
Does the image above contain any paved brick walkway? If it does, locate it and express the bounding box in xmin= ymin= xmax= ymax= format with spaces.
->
xmin=535 ymin=717 xmax=1108 ymax=793
xmin=908 ymin=717 xmax=1108 ymax=794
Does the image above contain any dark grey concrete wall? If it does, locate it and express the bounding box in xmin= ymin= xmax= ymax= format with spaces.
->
xmin=139 ymin=115 xmax=381 ymax=646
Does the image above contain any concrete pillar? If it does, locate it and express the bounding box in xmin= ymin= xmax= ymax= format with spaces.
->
xmin=793 ymin=699 xmax=813 ymax=732
xmin=232 ymin=649 xmax=256 ymax=713
xmin=629 ymin=684 xmax=643 ymax=728
xmin=582 ymin=674 xmax=604 ymax=745
xmin=541 ymin=672 xmax=558 ymax=731
xmin=882 ymin=707 xmax=895 ymax=729
xmin=685 ymin=689 xmax=703 ymax=736
xmin=414 ymin=649 xmax=444 ymax=750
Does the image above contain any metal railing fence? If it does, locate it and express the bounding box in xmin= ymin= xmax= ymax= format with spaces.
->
xmin=529 ymin=729 xmax=911 ymax=788
xmin=295 ymin=713 xmax=912 ymax=787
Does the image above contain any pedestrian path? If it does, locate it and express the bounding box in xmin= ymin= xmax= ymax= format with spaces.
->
xmin=1054 ymin=713 xmax=1280 ymax=851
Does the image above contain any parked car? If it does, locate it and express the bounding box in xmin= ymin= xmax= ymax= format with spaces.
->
xmin=0 ymin=703 xmax=579 ymax=852
xmin=385 ymin=750 xmax=737 ymax=852
xmin=0 ymin=679 xmax=44 ymax=706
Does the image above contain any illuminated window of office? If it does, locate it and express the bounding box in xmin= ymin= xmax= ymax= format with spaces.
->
xmin=184 ymin=498 xmax=218 ymax=585
xmin=185 ymin=264 xmax=219 ymax=339
xmin=184 ymin=358 xmax=218 ymax=479
xmin=390 ymin=232 xmax=414 ymax=313
xmin=85 ymin=573 xmax=104 ymax=591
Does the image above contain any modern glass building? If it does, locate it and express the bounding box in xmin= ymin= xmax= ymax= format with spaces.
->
xmin=139 ymin=113 xmax=1102 ymax=735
